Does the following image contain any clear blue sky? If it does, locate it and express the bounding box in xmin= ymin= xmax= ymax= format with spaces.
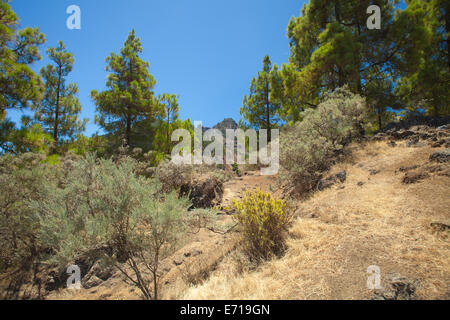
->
xmin=9 ymin=0 xmax=306 ymax=136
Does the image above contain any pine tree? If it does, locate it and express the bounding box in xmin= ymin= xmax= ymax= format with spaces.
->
xmin=284 ymin=0 xmax=432 ymax=128
xmin=91 ymin=30 xmax=160 ymax=147
xmin=240 ymin=56 xmax=281 ymax=141
xmin=155 ymin=93 xmax=180 ymax=154
xmin=0 ymin=0 xmax=46 ymax=119
xmin=33 ymin=41 xmax=86 ymax=146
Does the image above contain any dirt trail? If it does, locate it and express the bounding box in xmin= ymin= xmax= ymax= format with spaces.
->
xmin=42 ymin=171 xmax=275 ymax=300
xmin=220 ymin=171 xmax=276 ymax=210
xmin=181 ymin=141 xmax=450 ymax=300
xmin=17 ymin=141 xmax=450 ymax=300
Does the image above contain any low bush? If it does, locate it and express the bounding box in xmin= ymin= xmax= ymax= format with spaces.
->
xmin=156 ymin=159 xmax=193 ymax=193
xmin=29 ymin=154 xmax=203 ymax=299
xmin=0 ymin=153 xmax=57 ymax=272
xmin=232 ymin=190 xmax=292 ymax=262
xmin=280 ymin=86 xmax=365 ymax=191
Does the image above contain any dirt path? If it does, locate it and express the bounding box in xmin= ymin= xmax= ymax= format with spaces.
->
xmin=43 ymin=171 xmax=275 ymax=300
xmin=220 ymin=171 xmax=276 ymax=210
xmin=27 ymin=142 xmax=450 ymax=300
xmin=182 ymin=141 xmax=450 ymax=300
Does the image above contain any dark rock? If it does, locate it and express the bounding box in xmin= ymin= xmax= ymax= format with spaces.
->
xmin=317 ymin=171 xmax=347 ymax=191
xmin=423 ymin=164 xmax=442 ymax=173
xmin=387 ymin=141 xmax=396 ymax=147
xmin=419 ymin=132 xmax=436 ymax=140
xmin=180 ymin=175 xmax=224 ymax=208
xmin=83 ymin=260 xmax=113 ymax=284
xmin=382 ymin=115 xmax=450 ymax=132
xmin=372 ymin=273 xmax=418 ymax=300
xmin=371 ymin=133 xmax=386 ymax=141
xmin=402 ymin=170 xmax=429 ymax=184
xmin=357 ymin=181 xmax=364 ymax=186
xmin=430 ymin=222 xmax=450 ymax=233
xmin=173 ymin=258 xmax=183 ymax=266
xmin=429 ymin=149 xmax=450 ymax=163
xmin=335 ymin=171 xmax=347 ymax=182
xmin=406 ymin=136 xmax=419 ymax=147
xmin=391 ymin=130 xmax=415 ymax=140
xmin=431 ymin=140 xmax=445 ymax=148
xmin=44 ymin=270 xmax=61 ymax=292
xmin=369 ymin=169 xmax=381 ymax=175
xmin=398 ymin=165 xmax=419 ymax=172
xmin=44 ymin=244 xmax=113 ymax=292
xmin=84 ymin=275 xmax=103 ymax=289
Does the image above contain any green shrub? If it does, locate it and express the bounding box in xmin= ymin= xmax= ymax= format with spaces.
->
xmin=31 ymin=153 xmax=197 ymax=299
xmin=232 ymin=163 xmax=242 ymax=177
xmin=232 ymin=190 xmax=292 ymax=262
xmin=156 ymin=159 xmax=193 ymax=193
xmin=280 ymin=87 xmax=365 ymax=190
xmin=0 ymin=153 xmax=56 ymax=271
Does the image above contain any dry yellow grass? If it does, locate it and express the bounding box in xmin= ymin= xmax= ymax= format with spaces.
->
xmin=180 ymin=141 xmax=450 ymax=300
xmin=10 ymin=140 xmax=448 ymax=300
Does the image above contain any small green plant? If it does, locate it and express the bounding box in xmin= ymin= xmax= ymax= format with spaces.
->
xmin=232 ymin=190 xmax=292 ymax=262
xmin=232 ymin=163 xmax=242 ymax=177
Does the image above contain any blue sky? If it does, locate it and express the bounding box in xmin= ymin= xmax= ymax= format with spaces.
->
xmin=9 ymin=0 xmax=306 ymax=136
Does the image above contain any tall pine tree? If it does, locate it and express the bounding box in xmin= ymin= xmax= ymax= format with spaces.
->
xmin=33 ymin=41 xmax=86 ymax=146
xmin=396 ymin=0 xmax=449 ymax=116
xmin=91 ymin=30 xmax=160 ymax=147
xmin=283 ymin=0 xmax=432 ymax=129
xmin=0 ymin=0 xmax=45 ymax=119
xmin=155 ymin=93 xmax=179 ymax=154
xmin=240 ymin=56 xmax=281 ymax=141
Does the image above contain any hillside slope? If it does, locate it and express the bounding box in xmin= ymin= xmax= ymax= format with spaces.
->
xmin=182 ymin=139 xmax=449 ymax=300
xmin=9 ymin=126 xmax=448 ymax=300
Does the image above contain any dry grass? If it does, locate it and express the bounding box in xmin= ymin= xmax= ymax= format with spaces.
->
xmin=17 ymin=140 xmax=449 ymax=300
xmin=181 ymin=141 xmax=450 ymax=300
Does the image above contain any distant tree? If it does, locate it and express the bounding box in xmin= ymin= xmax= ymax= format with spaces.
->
xmin=0 ymin=116 xmax=53 ymax=154
xmin=240 ymin=56 xmax=281 ymax=141
xmin=33 ymin=41 xmax=86 ymax=146
xmin=91 ymin=30 xmax=160 ymax=147
xmin=0 ymin=0 xmax=46 ymax=119
xmin=156 ymin=93 xmax=179 ymax=154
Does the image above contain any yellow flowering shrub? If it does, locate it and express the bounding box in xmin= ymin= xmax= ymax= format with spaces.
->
xmin=232 ymin=190 xmax=292 ymax=261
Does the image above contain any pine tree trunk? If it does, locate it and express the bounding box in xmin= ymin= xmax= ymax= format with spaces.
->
xmin=126 ymin=113 xmax=131 ymax=146
xmin=378 ymin=107 xmax=382 ymax=131
xmin=54 ymin=67 xmax=62 ymax=146
xmin=167 ymin=110 xmax=170 ymax=154
xmin=266 ymin=81 xmax=271 ymax=142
